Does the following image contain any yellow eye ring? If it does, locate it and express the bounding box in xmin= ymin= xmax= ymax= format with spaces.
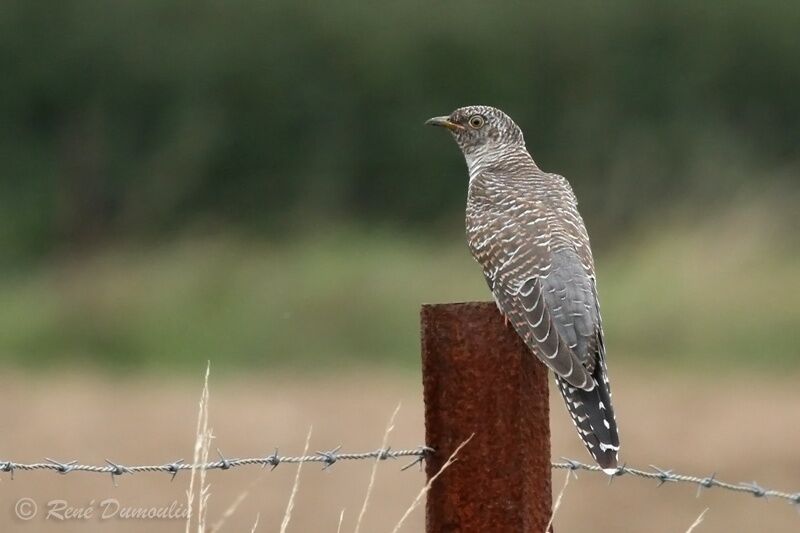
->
xmin=468 ymin=115 xmax=485 ymax=129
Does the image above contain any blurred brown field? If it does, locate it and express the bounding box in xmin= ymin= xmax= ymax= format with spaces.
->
xmin=1 ymin=367 xmax=798 ymax=532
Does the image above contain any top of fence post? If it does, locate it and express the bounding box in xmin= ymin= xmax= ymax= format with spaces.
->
xmin=421 ymin=302 xmax=553 ymax=533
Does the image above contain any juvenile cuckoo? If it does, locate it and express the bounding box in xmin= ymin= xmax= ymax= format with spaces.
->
xmin=426 ymin=105 xmax=620 ymax=472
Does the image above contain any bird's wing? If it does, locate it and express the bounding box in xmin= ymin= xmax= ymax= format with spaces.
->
xmin=467 ymin=171 xmax=603 ymax=389
xmin=468 ymin=221 xmax=593 ymax=388
xmin=551 ymin=277 xmax=620 ymax=470
xmin=495 ymin=250 xmax=620 ymax=467
xmin=494 ymin=250 xmax=597 ymax=390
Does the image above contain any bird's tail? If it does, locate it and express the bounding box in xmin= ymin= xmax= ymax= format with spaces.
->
xmin=555 ymin=359 xmax=620 ymax=473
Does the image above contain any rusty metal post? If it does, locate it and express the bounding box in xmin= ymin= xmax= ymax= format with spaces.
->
xmin=421 ymin=302 xmax=552 ymax=533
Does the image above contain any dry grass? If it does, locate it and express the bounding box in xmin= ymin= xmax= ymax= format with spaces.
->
xmin=279 ymin=426 xmax=312 ymax=533
xmin=185 ymin=362 xmax=212 ymax=533
xmin=546 ymin=469 xmax=572 ymax=533
xmin=2 ymin=367 xmax=799 ymax=532
xmin=354 ymin=403 xmax=401 ymax=533
xmin=685 ymin=508 xmax=709 ymax=533
xmin=390 ymin=434 xmax=473 ymax=533
xmin=209 ymin=472 xmax=264 ymax=533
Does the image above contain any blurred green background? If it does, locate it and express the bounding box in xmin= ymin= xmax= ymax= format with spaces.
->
xmin=0 ymin=0 xmax=797 ymax=373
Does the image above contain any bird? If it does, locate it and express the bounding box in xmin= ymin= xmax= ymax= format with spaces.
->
xmin=426 ymin=105 xmax=620 ymax=473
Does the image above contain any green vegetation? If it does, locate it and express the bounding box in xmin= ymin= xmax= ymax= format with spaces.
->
xmin=0 ymin=2 xmax=797 ymax=373
xmin=1 ymin=200 xmax=796 ymax=374
xmin=600 ymin=201 xmax=799 ymax=373
xmin=1 ymin=0 xmax=799 ymax=264
xmin=0 ymin=230 xmax=485 ymax=372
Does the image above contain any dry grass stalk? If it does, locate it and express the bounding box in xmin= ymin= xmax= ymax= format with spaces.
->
xmin=209 ymin=473 xmax=265 ymax=533
xmin=390 ymin=433 xmax=474 ymax=533
xmin=354 ymin=402 xmax=401 ymax=533
xmin=685 ymin=508 xmax=709 ymax=533
xmin=545 ymin=469 xmax=572 ymax=532
xmin=279 ymin=425 xmax=313 ymax=533
xmin=196 ymin=377 xmax=214 ymax=531
xmin=196 ymin=439 xmax=213 ymax=531
xmin=337 ymin=509 xmax=346 ymax=533
xmin=185 ymin=362 xmax=213 ymax=533
xmin=250 ymin=512 xmax=260 ymax=533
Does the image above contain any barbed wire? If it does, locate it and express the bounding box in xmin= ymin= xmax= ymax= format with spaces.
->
xmin=0 ymin=446 xmax=432 ymax=484
xmin=2 ymin=448 xmax=799 ymax=507
xmin=552 ymin=458 xmax=800 ymax=507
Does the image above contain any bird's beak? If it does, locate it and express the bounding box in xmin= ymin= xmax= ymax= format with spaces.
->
xmin=425 ymin=116 xmax=464 ymax=132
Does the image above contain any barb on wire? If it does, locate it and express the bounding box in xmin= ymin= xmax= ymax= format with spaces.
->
xmin=552 ymin=458 xmax=800 ymax=507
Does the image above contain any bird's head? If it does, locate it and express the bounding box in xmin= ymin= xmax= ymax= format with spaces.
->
xmin=425 ymin=105 xmax=525 ymax=156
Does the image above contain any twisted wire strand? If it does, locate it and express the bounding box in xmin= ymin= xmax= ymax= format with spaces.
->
xmin=552 ymin=459 xmax=800 ymax=506
xmin=0 ymin=447 xmax=432 ymax=479
xmin=2 ymin=449 xmax=799 ymax=506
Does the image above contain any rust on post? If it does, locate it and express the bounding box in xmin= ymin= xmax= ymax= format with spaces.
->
xmin=421 ymin=302 xmax=552 ymax=533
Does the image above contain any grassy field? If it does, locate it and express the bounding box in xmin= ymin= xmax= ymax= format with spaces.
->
xmin=1 ymin=369 xmax=798 ymax=532
xmin=0 ymin=199 xmax=797 ymax=531
xmin=0 ymin=199 xmax=796 ymax=374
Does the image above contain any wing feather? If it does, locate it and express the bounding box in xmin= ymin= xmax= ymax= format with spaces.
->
xmin=497 ymin=275 xmax=592 ymax=389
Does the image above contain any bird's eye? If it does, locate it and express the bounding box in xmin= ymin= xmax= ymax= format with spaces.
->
xmin=468 ymin=115 xmax=485 ymax=129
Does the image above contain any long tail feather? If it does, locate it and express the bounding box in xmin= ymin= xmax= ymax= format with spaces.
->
xmin=555 ymin=361 xmax=619 ymax=472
